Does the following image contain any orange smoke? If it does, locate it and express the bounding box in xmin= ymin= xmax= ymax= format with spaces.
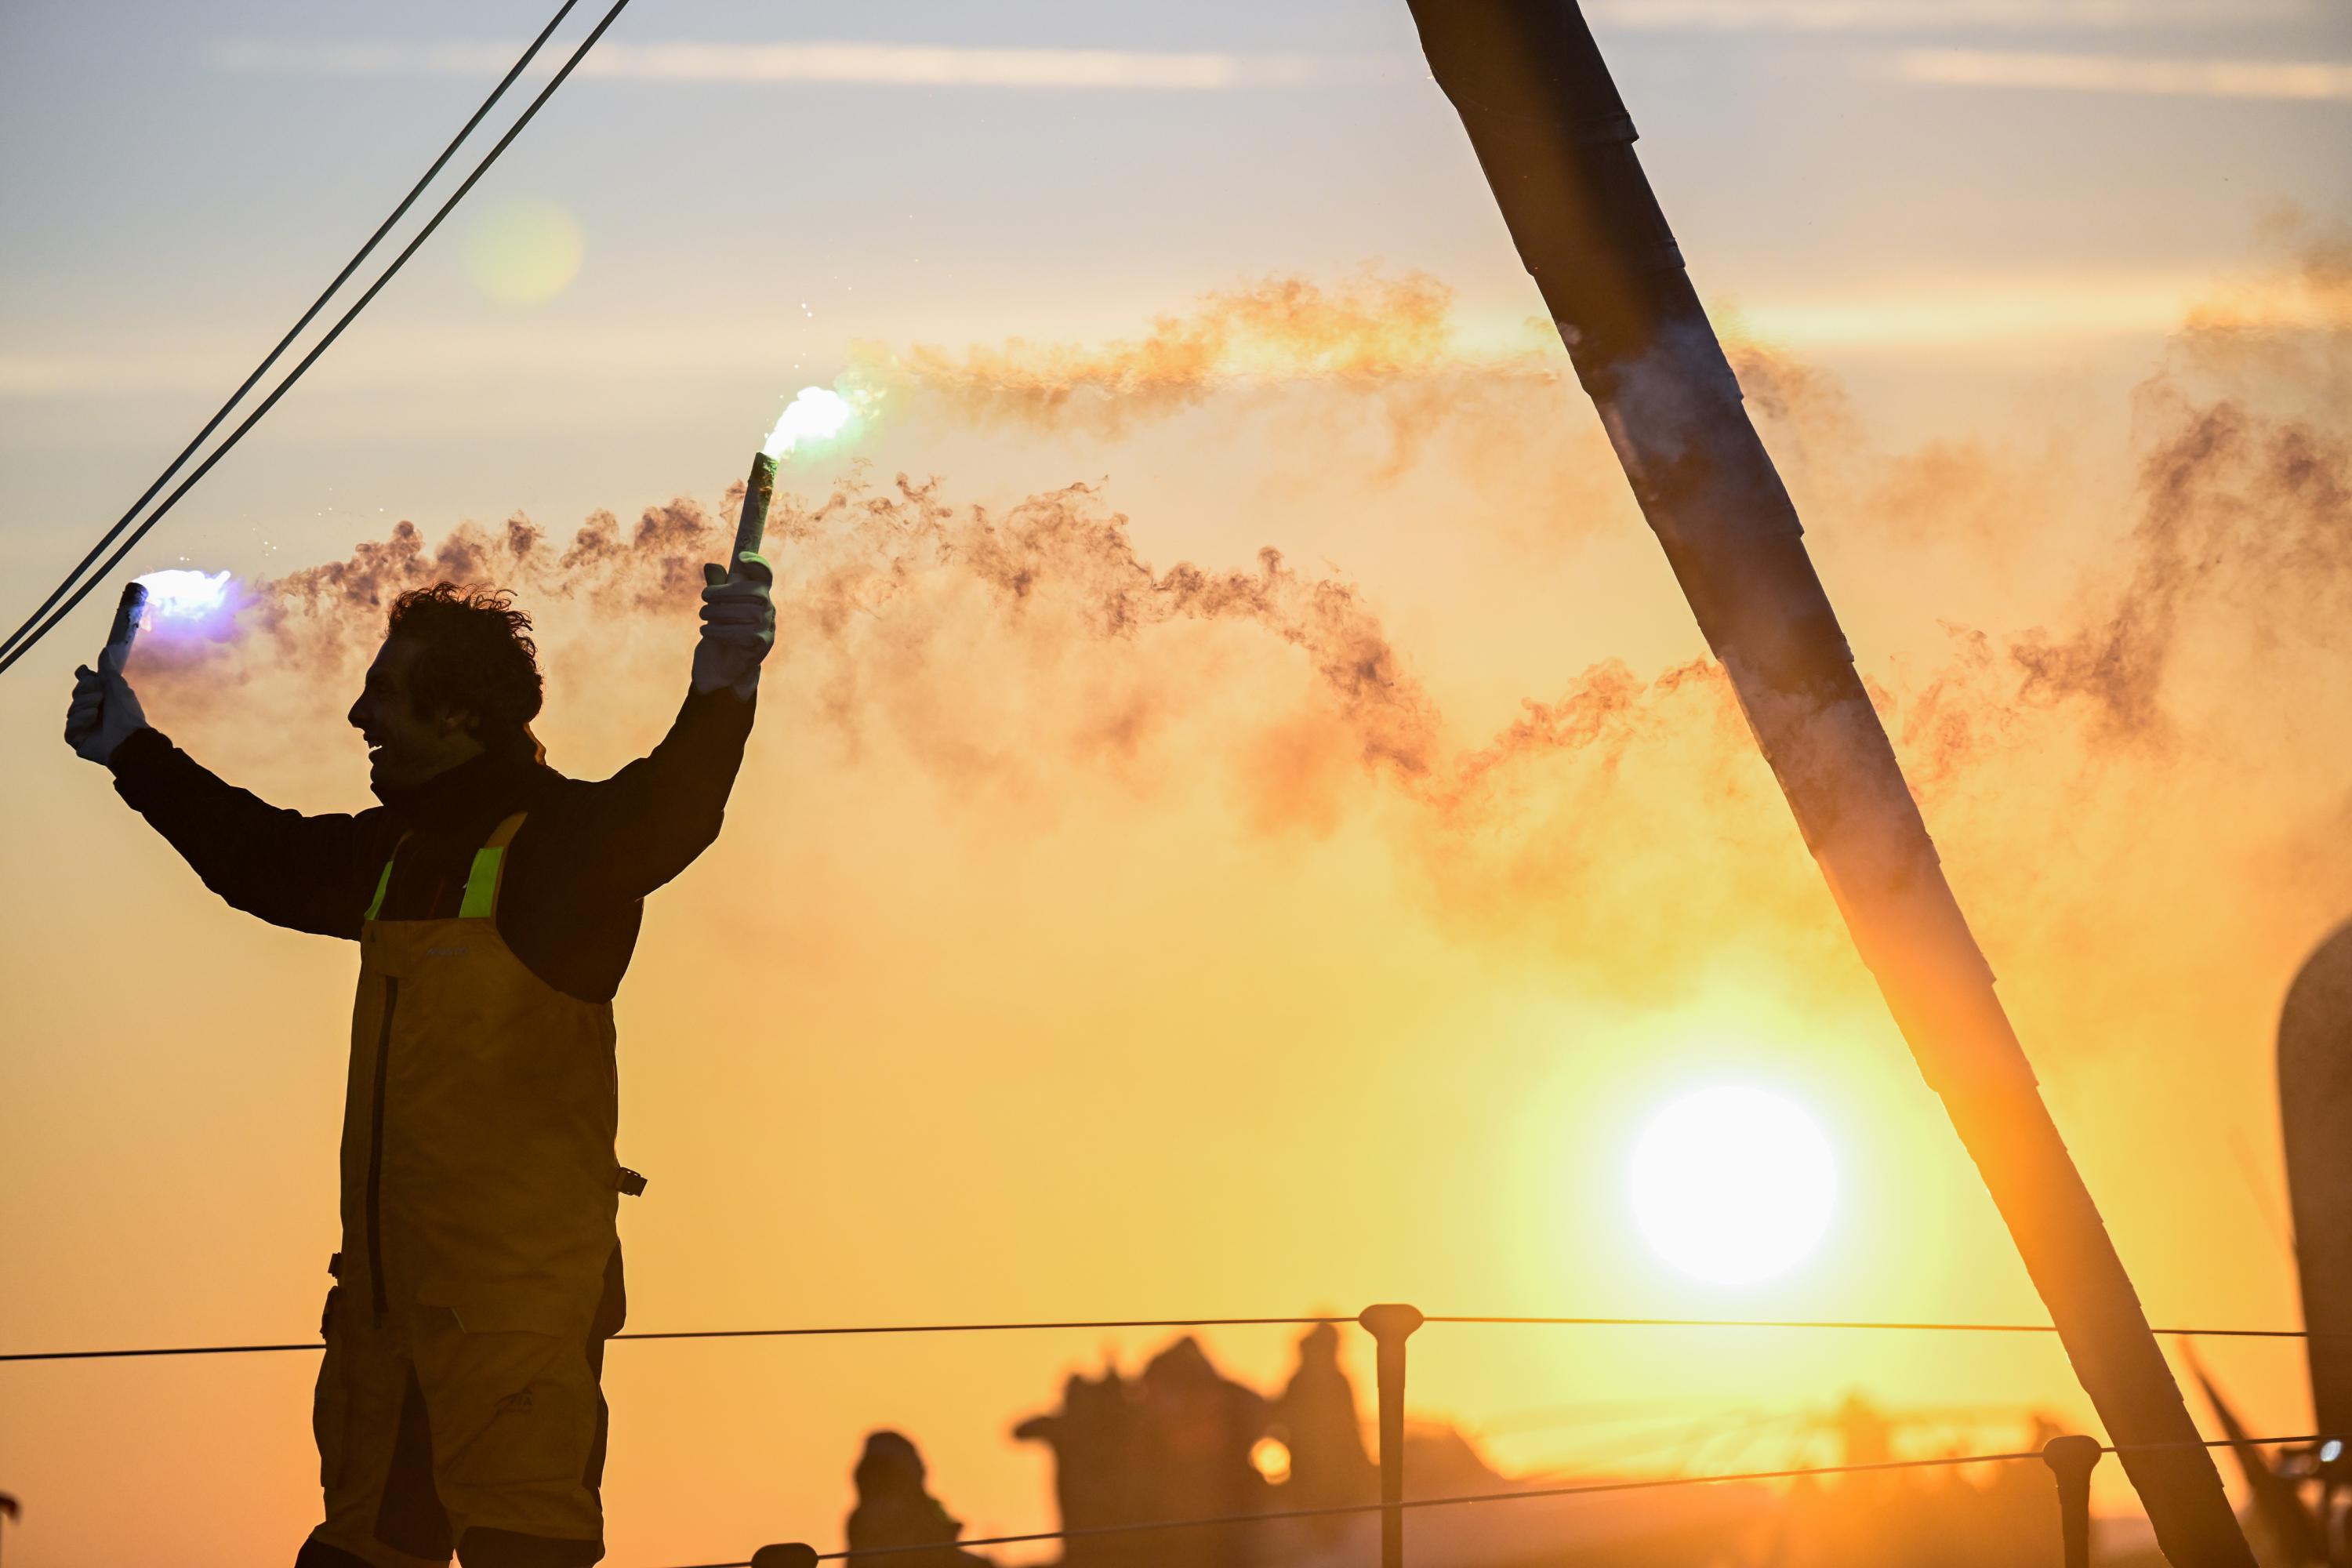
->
xmin=870 ymin=273 xmax=1465 ymax=434
xmin=136 ymin=230 xmax=2352 ymax=1014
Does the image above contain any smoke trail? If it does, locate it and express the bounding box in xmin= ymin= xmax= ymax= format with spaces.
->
xmin=868 ymin=273 xmax=1466 ymax=435
xmin=130 ymin=230 xmax=2352 ymax=1009
xmin=144 ymin=465 xmax=1748 ymax=835
xmin=853 ymin=272 xmax=1592 ymax=492
xmin=2005 ymin=228 xmax=2352 ymax=741
xmin=138 ymin=474 xmax=1456 ymax=790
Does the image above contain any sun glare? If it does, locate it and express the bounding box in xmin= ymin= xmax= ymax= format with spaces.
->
xmin=1631 ymin=1085 xmax=1837 ymax=1286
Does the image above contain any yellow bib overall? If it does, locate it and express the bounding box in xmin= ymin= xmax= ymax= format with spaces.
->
xmin=309 ymin=812 xmax=624 ymax=1563
xmin=343 ymin=811 xmax=620 ymax=1333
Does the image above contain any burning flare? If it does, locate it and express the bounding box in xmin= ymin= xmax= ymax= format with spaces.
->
xmin=730 ymin=383 xmax=877 ymax=575
xmin=761 ymin=384 xmax=865 ymax=460
xmin=136 ymin=569 xmax=235 ymax=623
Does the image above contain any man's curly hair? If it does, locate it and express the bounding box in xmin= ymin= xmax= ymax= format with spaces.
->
xmin=386 ymin=583 xmax=543 ymax=735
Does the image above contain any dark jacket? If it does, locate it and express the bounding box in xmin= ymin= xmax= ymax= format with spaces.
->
xmin=108 ymin=688 xmax=755 ymax=1000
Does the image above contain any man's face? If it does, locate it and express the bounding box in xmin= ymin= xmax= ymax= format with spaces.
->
xmin=347 ymin=633 xmax=485 ymax=789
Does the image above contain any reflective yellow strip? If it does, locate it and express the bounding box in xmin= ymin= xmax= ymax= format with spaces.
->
xmin=457 ymin=845 xmax=506 ymax=920
xmin=363 ymin=859 xmax=394 ymax=921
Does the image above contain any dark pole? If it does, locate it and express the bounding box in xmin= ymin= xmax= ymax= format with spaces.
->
xmin=1359 ymin=1304 xmax=1424 ymax=1568
xmin=751 ymin=1544 xmax=818 ymax=1568
xmin=2043 ymin=1436 xmax=2103 ymax=1568
xmin=1399 ymin=5 xmax=2252 ymax=1564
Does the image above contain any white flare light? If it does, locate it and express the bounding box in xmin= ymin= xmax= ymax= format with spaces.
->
xmin=761 ymin=384 xmax=861 ymax=459
xmin=136 ymin=568 xmax=235 ymax=623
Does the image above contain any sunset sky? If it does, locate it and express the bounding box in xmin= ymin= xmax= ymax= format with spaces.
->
xmin=3 ymin=1 xmax=2350 ymax=1564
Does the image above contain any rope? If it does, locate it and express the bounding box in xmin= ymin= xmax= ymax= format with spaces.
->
xmin=0 ymin=0 xmax=638 ymax=680
xmin=1 ymin=1310 xmax=2313 ymax=1364
xmin=653 ymin=1434 xmax=2335 ymax=1568
xmin=0 ymin=0 xmax=583 ymax=666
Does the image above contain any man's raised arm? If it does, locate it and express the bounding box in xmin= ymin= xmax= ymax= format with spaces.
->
xmin=539 ymin=550 xmax=776 ymax=902
xmin=67 ymin=652 xmax=386 ymax=938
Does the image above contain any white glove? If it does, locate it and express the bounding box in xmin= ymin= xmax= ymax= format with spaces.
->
xmin=64 ymin=646 xmax=149 ymax=765
xmin=692 ymin=551 xmax=776 ymax=700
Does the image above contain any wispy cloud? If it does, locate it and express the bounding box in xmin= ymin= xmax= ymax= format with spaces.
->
xmin=1587 ymin=0 xmax=2304 ymax=31
xmin=1891 ymin=49 xmax=2352 ymax=99
xmin=206 ymin=38 xmax=1403 ymax=90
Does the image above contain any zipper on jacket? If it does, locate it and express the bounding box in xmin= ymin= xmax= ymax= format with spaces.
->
xmin=365 ymin=976 xmax=398 ymax=1322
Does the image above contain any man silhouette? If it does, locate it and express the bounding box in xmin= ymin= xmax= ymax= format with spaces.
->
xmin=64 ymin=554 xmax=775 ymax=1566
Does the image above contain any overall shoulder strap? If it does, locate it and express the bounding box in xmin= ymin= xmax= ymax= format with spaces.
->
xmin=458 ymin=812 xmax=529 ymax=920
xmin=361 ymin=832 xmax=414 ymax=922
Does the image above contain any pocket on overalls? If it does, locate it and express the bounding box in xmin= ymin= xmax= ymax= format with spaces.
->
xmin=416 ymin=1281 xmax=603 ymax=1490
xmin=312 ymin=1286 xmax=349 ymax=1490
xmin=441 ymin=1335 xmax=601 ymax=1487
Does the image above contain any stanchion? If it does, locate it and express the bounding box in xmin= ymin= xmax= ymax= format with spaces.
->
xmin=752 ymin=1541 xmax=818 ymax=1568
xmin=1359 ymin=1304 xmax=1425 ymax=1568
xmin=2043 ymin=1435 xmax=2103 ymax=1568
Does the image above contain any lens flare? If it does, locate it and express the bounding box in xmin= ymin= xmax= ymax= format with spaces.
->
xmin=462 ymin=198 xmax=585 ymax=307
xmin=1630 ymin=1085 xmax=1838 ymax=1286
xmin=761 ymin=384 xmax=867 ymax=459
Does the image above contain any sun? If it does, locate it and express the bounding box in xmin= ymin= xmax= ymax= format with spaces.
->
xmin=1630 ymin=1085 xmax=1838 ymax=1286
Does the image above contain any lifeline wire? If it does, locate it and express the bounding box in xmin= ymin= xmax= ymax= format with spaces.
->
xmin=654 ymin=1434 xmax=2336 ymax=1568
xmin=1425 ymin=1314 xmax=2319 ymax=1340
xmin=0 ymin=1315 xmax=1352 ymax=1363
xmin=0 ymin=0 xmax=584 ymax=666
xmin=0 ymin=0 xmax=638 ymax=681
xmin=0 ymin=1312 xmax=2310 ymax=1364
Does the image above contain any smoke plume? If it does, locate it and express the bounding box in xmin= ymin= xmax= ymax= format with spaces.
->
xmin=136 ymin=230 xmax=2352 ymax=1025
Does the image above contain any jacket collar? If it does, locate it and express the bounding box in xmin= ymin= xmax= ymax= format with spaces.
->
xmin=372 ymin=730 xmax=551 ymax=835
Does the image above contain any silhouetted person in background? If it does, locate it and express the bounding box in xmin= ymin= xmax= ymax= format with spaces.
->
xmin=63 ymin=554 xmax=775 ymax=1566
xmin=1136 ymin=1335 xmax=1271 ymax=1562
xmin=1017 ymin=1338 xmax=1269 ymax=1568
xmin=1016 ymin=1365 xmax=1152 ymax=1568
xmin=847 ymin=1431 xmax=992 ymax=1568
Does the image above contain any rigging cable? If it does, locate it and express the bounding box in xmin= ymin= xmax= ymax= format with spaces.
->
xmin=0 ymin=0 xmax=637 ymax=680
xmin=0 ymin=0 xmax=585 ymax=663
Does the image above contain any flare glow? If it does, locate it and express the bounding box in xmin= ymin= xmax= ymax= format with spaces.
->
xmin=760 ymin=384 xmax=864 ymax=459
xmin=136 ymin=569 xmax=234 ymax=622
xmin=131 ymin=568 xmax=241 ymax=641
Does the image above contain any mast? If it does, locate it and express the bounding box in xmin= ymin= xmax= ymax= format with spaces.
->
xmin=1400 ymin=4 xmax=2252 ymax=1560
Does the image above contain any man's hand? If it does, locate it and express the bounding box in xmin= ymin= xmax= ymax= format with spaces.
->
xmin=693 ymin=551 xmax=775 ymax=701
xmin=64 ymin=647 xmax=150 ymax=765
